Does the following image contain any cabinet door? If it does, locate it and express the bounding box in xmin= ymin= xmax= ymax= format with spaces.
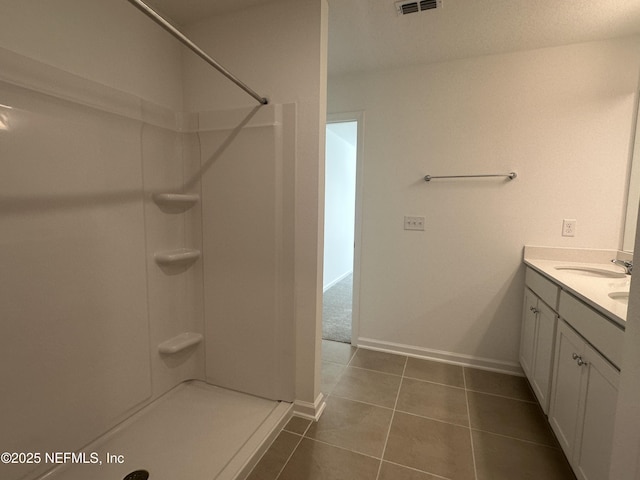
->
xmin=549 ymin=320 xmax=585 ymax=458
xmin=573 ymin=344 xmax=619 ymax=480
xmin=520 ymin=288 xmax=538 ymax=379
xmin=530 ymin=300 xmax=556 ymax=414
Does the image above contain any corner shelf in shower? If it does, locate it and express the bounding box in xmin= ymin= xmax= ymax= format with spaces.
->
xmin=153 ymin=193 xmax=199 ymax=212
xmin=154 ymin=248 xmax=201 ymax=267
xmin=158 ymin=332 xmax=203 ymax=354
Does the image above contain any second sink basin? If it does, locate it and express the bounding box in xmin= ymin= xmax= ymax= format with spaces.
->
xmin=554 ymin=266 xmax=627 ymax=278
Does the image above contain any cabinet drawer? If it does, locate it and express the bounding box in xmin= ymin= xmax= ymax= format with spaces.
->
xmin=525 ymin=267 xmax=559 ymax=309
xmin=559 ymin=291 xmax=624 ymax=369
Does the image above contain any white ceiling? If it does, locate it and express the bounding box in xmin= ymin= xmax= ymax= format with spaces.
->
xmin=144 ymin=0 xmax=640 ymax=76
xmin=145 ymin=0 xmax=274 ymax=23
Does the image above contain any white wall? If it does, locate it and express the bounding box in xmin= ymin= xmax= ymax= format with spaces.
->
xmin=0 ymin=0 xmax=184 ymax=110
xmin=328 ymin=38 xmax=640 ymax=369
xmin=324 ymin=124 xmax=357 ymax=289
xmin=182 ymin=0 xmax=328 ymax=411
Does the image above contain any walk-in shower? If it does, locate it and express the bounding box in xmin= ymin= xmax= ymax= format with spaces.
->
xmin=0 ymin=2 xmax=296 ymax=479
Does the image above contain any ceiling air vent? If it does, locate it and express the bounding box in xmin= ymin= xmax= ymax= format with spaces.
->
xmin=420 ymin=0 xmax=439 ymax=10
xmin=395 ymin=0 xmax=442 ymax=16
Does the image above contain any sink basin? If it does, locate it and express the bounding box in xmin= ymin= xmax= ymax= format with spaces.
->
xmin=608 ymin=291 xmax=629 ymax=304
xmin=554 ymin=266 xmax=627 ymax=278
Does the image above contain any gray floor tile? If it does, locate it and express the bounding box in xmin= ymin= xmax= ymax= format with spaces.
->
xmin=246 ymin=431 xmax=301 ymax=480
xmin=332 ymin=366 xmax=402 ymax=408
xmin=464 ymin=367 xmax=535 ymax=401
xmin=404 ymin=357 xmax=465 ymax=387
xmin=321 ymin=361 xmax=346 ymax=395
xmin=467 ymin=391 xmax=556 ymax=445
xmin=305 ymin=395 xmax=393 ymax=457
xmin=396 ymin=377 xmax=469 ymax=426
xmin=472 ymin=430 xmax=575 ymax=480
xmin=384 ymin=412 xmax=475 ymax=480
xmin=322 ymin=340 xmax=357 ymax=365
xmin=278 ymin=438 xmax=380 ymax=480
xmin=378 ymin=461 xmax=445 ymax=480
xmin=308 ymin=349 xmax=575 ymax=480
xmin=349 ymin=348 xmax=407 ymax=375
xmin=283 ymin=416 xmax=312 ymax=435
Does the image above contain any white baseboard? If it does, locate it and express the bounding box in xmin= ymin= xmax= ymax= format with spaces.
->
xmin=356 ymin=337 xmax=523 ymax=376
xmin=323 ymin=270 xmax=353 ymax=293
xmin=293 ymin=392 xmax=326 ymax=421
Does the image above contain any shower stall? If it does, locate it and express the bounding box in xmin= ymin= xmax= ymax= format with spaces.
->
xmin=0 ymin=1 xmax=319 ymax=478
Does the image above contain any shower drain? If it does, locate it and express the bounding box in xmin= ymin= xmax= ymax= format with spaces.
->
xmin=123 ymin=470 xmax=149 ymax=480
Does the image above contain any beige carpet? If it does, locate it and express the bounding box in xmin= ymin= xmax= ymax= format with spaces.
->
xmin=322 ymin=273 xmax=352 ymax=343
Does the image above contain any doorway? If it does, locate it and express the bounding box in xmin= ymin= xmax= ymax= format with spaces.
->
xmin=322 ymin=116 xmax=361 ymax=344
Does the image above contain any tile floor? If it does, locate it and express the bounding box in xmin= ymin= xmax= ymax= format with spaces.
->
xmin=247 ymin=341 xmax=576 ymax=480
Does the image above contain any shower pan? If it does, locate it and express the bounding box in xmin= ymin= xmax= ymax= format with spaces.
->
xmin=39 ymin=382 xmax=290 ymax=480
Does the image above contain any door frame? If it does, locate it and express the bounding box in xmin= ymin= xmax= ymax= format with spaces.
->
xmin=325 ymin=111 xmax=364 ymax=345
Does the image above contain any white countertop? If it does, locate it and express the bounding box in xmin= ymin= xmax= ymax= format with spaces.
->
xmin=523 ymin=246 xmax=631 ymax=327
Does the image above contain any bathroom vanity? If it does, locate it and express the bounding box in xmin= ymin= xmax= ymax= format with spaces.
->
xmin=521 ymin=246 xmax=629 ymax=480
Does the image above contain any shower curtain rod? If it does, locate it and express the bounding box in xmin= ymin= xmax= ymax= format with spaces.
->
xmin=126 ymin=0 xmax=268 ymax=105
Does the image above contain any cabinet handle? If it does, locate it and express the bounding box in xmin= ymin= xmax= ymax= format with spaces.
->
xmin=530 ymin=306 xmax=539 ymax=314
xmin=572 ymin=353 xmax=588 ymax=367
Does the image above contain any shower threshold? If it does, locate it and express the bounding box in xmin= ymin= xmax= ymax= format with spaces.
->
xmin=39 ymin=381 xmax=291 ymax=480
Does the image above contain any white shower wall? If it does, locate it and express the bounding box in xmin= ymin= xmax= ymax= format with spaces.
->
xmin=198 ymin=105 xmax=296 ymax=401
xmin=0 ymin=43 xmax=297 ymax=480
xmin=0 ymin=0 xmax=184 ymax=110
xmin=0 ymin=57 xmax=148 ymax=480
xmin=140 ymin=119 xmax=205 ymax=396
xmin=182 ymin=0 xmax=329 ymax=411
xmin=0 ymin=4 xmax=327 ymax=477
xmin=0 ymin=48 xmax=203 ymax=480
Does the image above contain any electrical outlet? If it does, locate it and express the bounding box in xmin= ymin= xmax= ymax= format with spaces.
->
xmin=404 ymin=216 xmax=425 ymax=231
xmin=562 ymin=219 xmax=576 ymax=237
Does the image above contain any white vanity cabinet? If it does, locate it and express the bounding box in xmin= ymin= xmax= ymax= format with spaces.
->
xmin=520 ymin=268 xmax=559 ymax=413
xmin=548 ymin=291 xmax=623 ymax=480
